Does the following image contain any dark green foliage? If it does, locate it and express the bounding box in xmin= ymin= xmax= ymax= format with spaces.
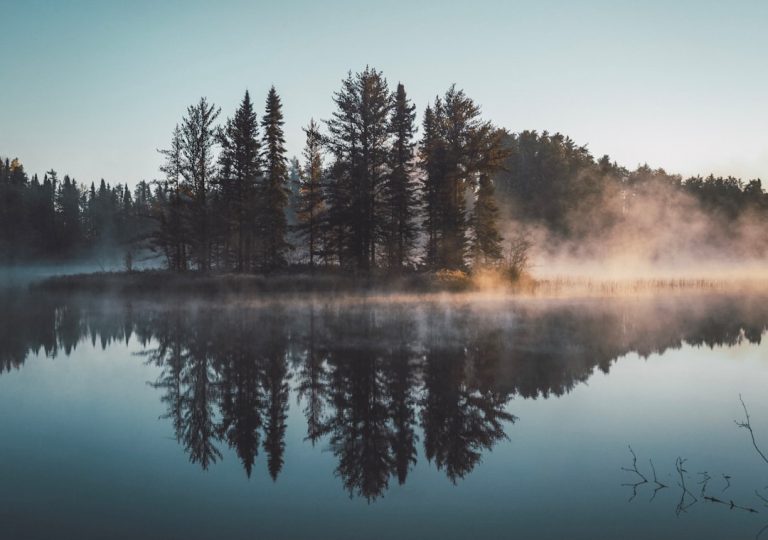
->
xmin=383 ymin=83 xmax=419 ymax=270
xmin=495 ymin=131 xmax=604 ymax=236
xmin=181 ymin=98 xmax=221 ymax=272
xmin=218 ymin=90 xmax=262 ymax=272
xmin=295 ymin=119 xmax=326 ymax=268
xmin=325 ymin=67 xmax=392 ymax=271
xmin=0 ymin=157 xmax=152 ymax=264
xmin=260 ymin=87 xmax=291 ymax=270
xmin=156 ymin=125 xmax=189 ymax=271
xmin=472 ymin=175 xmax=503 ymax=265
xmin=420 ymin=86 xmax=508 ymax=270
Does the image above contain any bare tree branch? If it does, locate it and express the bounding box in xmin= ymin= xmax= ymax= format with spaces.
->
xmin=736 ymin=395 xmax=768 ymax=466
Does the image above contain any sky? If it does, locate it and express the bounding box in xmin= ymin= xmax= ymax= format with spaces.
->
xmin=1 ymin=0 xmax=766 ymax=187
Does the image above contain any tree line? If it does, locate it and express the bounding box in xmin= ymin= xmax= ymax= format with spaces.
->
xmin=150 ymin=68 xmax=508 ymax=274
xmin=2 ymin=66 xmax=767 ymax=271
xmin=0 ymin=157 xmax=154 ymax=264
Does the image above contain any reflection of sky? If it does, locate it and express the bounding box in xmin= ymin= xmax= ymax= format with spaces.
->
xmin=0 ymin=336 xmax=767 ymax=539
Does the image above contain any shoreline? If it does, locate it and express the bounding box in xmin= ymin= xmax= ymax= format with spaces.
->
xmin=24 ymin=270 xmax=768 ymax=300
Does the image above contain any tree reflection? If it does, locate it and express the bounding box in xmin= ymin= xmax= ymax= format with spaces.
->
xmin=261 ymin=314 xmax=290 ymax=481
xmin=3 ymin=291 xmax=768 ymax=499
xmin=217 ymin=312 xmax=263 ymax=478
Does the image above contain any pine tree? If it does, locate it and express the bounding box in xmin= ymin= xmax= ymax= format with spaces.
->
xmin=325 ymin=67 xmax=392 ymax=270
xmin=157 ymin=125 xmax=189 ymax=271
xmin=260 ymin=87 xmax=291 ymax=270
xmin=472 ymin=174 xmax=503 ymax=265
xmin=296 ymin=119 xmax=326 ymax=269
xmin=56 ymin=174 xmax=82 ymax=257
xmin=420 ymin=105 xmax=443 ymax=269
xmin=181 ymin=97 xmax=220 ymax=272
xmin=383 ymin=83 xmax=418 ymax=270
xmin=218 ymin=90 xmax=262 ymax=272
xmin=420 ymin=86 xmax=506 ymax=270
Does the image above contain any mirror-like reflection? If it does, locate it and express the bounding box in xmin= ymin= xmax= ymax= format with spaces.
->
xmin=1 ymin=292 xmax=768 ymax=503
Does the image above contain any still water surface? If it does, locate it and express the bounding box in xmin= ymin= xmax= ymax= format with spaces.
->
xmin=1 ymin=292 xmax=768 ymax=539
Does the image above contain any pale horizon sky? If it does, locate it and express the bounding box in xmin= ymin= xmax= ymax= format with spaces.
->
xmin=1 ymin=0 xmax=766 ymax=187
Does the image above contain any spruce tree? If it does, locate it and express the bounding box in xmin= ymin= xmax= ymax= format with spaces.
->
xmin=296 ymin=119 xmax=326 ymax=269
xmin=260 ymin=86 xmax=290 ymax=270
xmin=56 ymin=174 xmax=81 ymax=257
xmin=325 ymin=67 xmax=392 ymax=270
xmin=420 ymin=105 xmax=442 ymax=269
xmin=218 ymin=90 xmax=261 ymax=272
xmin=383 ymin=83 xmax=418 ymax=270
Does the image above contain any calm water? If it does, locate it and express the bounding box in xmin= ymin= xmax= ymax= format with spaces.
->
xmin=1 ymin=291 xmax=768 ymax=539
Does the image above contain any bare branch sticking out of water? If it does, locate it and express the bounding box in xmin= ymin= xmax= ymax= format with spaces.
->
xmin=698 ymin=472 xmax=711 ymax=497
xmin=703 ymin=495 xmax=759 ymax=514
xmin=736 ymin=395 xmax=768 ymax=466
xmin=723 ymin=474 xmax=732 ymax=492
xmin=649 ymin=459 xmax=668 ymax=501
xmin=621 ymin=445 xmax=648 ymax=502
xmin=675 ymin=457 xmax=698 ymax=516
xmin=756 ymin=490 xmax=768 ymax=507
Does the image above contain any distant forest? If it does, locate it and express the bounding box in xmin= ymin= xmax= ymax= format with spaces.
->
xmin=2 ymin=66 xmax=766 ymax=272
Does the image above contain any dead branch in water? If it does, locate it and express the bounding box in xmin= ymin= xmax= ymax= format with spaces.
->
xmin=621 ymin=445 xmax=648 ymax=501
xmin=723 ymin=474 xmax=732 ymax=492
xmin=736 ymin=395 xmax=768 ymax=466
xmin=649 ymin=459 xmax=668 ymax=500
xmin=703 ymin=495 xmax=759 ymax=514
xmin=698 ymin=471 xmax=711 ymax=497
xmin=675 ymin=457 xmax=698 ymax=516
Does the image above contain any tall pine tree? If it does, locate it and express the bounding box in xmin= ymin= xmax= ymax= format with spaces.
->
xmin=325 ymin=67 xmax=392 ymax=271
xmin=260 ymin=87 xmax=290 ymax=270
xmin=181 ymin=97 xmax=220 ymax=272
xmin=157 ymin=125 xmax=188 ymax=271
xmin=218 ymin=90 xmax=262 ymax=272
xmin=296 ymin=119 xmax=326 ymax=269
xmin=420 ymin=86 xmax=506 ymax=270
xmin=383 ymin=83 xmax=418 ymax=270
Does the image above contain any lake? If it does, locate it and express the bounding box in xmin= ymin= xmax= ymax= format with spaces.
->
xmin=1 ymin=291 xmax=767 ymax=539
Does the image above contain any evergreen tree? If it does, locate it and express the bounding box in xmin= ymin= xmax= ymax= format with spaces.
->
xmin=260 ymin=87 xmax=291 ymax=270
xmin=295 ymin=119 xmax=326 ymax=269
xmin=472 ymin=174 xmax=503 ymax=265
xmin=325 ymin=67 xmax=392 ymax=271
xmin=420 ymin=105 xmax=443 ymax=269
xmin=218 ymin=90 xmax=262 ymax=272
xmin=286 ymin=157 xmax=301 ymax=231
xmin=383 ymin=83 xmax=418 ymax=270
xmin=181 ymin=97 xmax=220 ymax=272
xmin=56 ymin=174 xmax=82 ymax=257
xmin=420 ymin=86 xmax=506 ymax=270
xmin=157 ymin=125 xmax=189 ymax=271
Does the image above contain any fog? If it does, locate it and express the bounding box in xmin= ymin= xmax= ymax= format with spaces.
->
xmin=500 ymin=173 xmax=768 ymax=283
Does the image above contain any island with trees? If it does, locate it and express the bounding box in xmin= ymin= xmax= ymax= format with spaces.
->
xmin=2 ymin=66 xmax=767 ymax=293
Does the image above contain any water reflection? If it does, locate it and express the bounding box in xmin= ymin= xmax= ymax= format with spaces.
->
xmin=1 ymin=292 xmax=767 ymax=501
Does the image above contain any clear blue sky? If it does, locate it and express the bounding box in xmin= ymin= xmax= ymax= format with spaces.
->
xmin=1 ymin=0 xmax=766 ymax=186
